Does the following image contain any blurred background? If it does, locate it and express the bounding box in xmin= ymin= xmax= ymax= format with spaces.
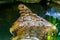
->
xmin=0 ymin=0 xmax=60 ymax=40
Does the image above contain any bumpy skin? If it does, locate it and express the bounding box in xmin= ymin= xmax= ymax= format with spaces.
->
xmin=10 ymin=4 xmax=57 ymax=40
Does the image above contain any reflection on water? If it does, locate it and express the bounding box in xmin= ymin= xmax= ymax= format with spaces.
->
xmin=46 ymin=8 xmax=60 ymax=20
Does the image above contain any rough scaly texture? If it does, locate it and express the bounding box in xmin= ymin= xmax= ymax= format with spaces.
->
xmin=10 ymin=4 xmax=57 ymax=40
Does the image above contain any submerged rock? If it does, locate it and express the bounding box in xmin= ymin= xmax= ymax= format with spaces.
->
xmin=10 ymin=4 xmax=58 ymax=40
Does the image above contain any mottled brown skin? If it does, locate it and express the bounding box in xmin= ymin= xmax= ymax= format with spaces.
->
xmin=10 ymin=4 xmax=32 ymax=40
xmin=10 ymin=4 xmax=58 ymax=40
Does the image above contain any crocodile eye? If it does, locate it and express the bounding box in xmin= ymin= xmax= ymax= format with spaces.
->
xmin=41 ymin=19 xmax=43 ymax=21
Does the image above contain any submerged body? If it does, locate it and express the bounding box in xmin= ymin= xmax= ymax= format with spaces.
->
xmin=10 ymin=4 xmax=58 ymax=40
